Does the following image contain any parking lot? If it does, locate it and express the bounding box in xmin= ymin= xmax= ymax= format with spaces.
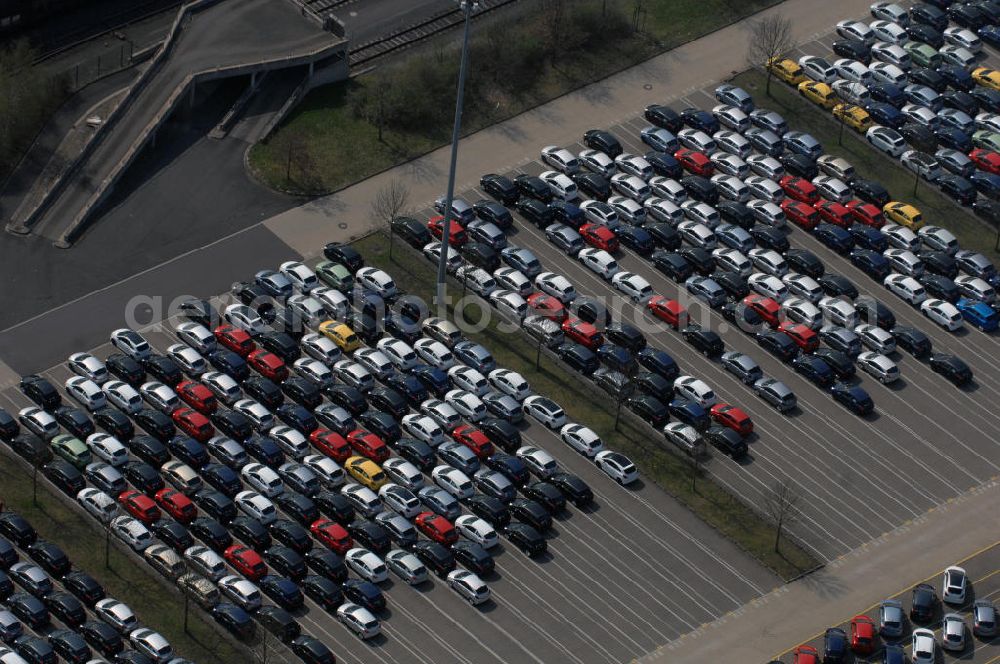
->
xmin=771 ymin=541 xmax=1000 ymax=663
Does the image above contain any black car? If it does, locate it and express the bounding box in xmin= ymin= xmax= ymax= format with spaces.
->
xmin=14 ymin=635 xmax=57 ymax=664
xmin=275 ymin=404 xmax=318 ymax=436
xmin=211 ymin=408 xmax=252 ymax=442
xmin=504 ymin=522 xmax=547 ymax=556
xmin=811 ymin=348 xmax=855 ymax=379
xmin=779 ymin=152 xmax=818 ymax=179
xmin=651 ymin=251 xmax=694 ymax=281
xmin=509 ymin=498 xmax=552 ymax=532
xmin=521 ymin=481 xmax=566 ymax=513
xmin=194 ymin=489 xmax=236 ymax=524
xmin=0 ymin=407 xmax=18 ymax=442
xmin=680 ymin=175 xmax=718 ymax=204
xmin=850 ymin=249 xmax=891 ymax=280
xmin=26 ymin=540 xmax=70 ymax=578
xmin=451 ymin=541 xmax=494 ymax=576
xmin=9 ymin=434 xmax=49 ymax=465
xmin=211 ymin=602 xmax=255 ymax=640
xmin=461 ymin=241 xmax=501 ymax=272
xmin=625 ymin=394 xmax=669 ymax=427
xmin=792 ymin=354 xmax=835 ymax=387
xmin=949 ymin=1 xmax=987 ymax=27
xmin=190 ymin=517 xmax=233 ymax=552
xmin=938 ymin=65 xmax=974 ymax=93
xmin=474 ymin=199 xmax=514 ymax=229
xmin=705 ymin=426 xmax=747 ymax=457
xmin=52 ymin=407 xmax=94 ymax=441
xmin=785 ymin=248 xmax=824 ymax=278
xmin=749 ymin=225 xmax=789 ymax=253
xmin=583 ymin=129 xmax=623 ymax=157
xmin=207 ymin=350 xmax=249 ymax=382
xmin=893 ymin=326 xmax=932 ymax=358
xmin=479 ymin=173 xmax=519 ymax=206
xmin=910 ymin=582 xmax=938 ymax=623
xmin=79 ymin=620 xmax=123 ymax=657
xmin=617 ymin=225 xmax=655 ymax=255
xmin=42 ymin=459 xmax=85 ymax=495
xmin=179 ymin=298 xmax=218 ymax=328
xmin=8 ymin=592 xmax=47 ymax=629
xmin=264 ymin=545 xmax=307 ymax=581
xmin=259 ymin=332 xmax=300 ymax=363
xmin=645 ymin=150 xmax=682 ymax=178
xmin=678 ymin=246 xmax=714 ymax=275
xmin=347 ymin=520 xmax=391 ymax=556
xmin=324 ymin=384 xmax=368 ymax=416
xmin=556 ymin=343 xmax=599 ymax=375
xmin=823 ymin=627 xmax=848 ymax=663
xmin=301 ymin=574 xmax=343 ymax=611
xmin=634 ymin=371 xmax=673 ymax=402
xmin=141 ymin=354 xmax=183 ymax=386
xmin=133 ymin=408 xmax=175 ymax=442
xmin=757 ymin=331 xmax=798 ymax=363
xmin=644 ymin=104 xmax=682 ymax=132
xmin=475 ymin=418 xmax=519 ymax=453
xmin=290 ymin=636 xmax=335 ymax=664
xmin=572 ymin=172 xmax=611 ymax=200
xmin=831 ymin=382 xmax=874 ymax=415
xmin=910 ymin=3 xmax=948 ymax=31
xmin=901 ymin=122 xmax=937 ymax=150
xmin=259 ymin=575 xmax=304 ymax=611
xmin=200 ymin=464 xmax=240 ymax=498
xmin=713 ymin=270 xmax=750 ymax=299
xmin=679 ymin=107 xmax=719 ymax=133
xmin=322 ymin=243 xmax=363 ymax=272
xmin=383 ymin=373 xmax=427 ymax=407
xmin=855 ymin=296 xmax=896 ymax=330
xmin=832 ymin=38 xmax=870 ymax=63
xmin=919 ymin=250 xmax=958 ymax=278
xmin=939 ymin=174 xmax=977 ymax=205
xmin=869 ymin=83 xmax=905 ymax=107
xmin=909 ymin=66 xmax=947 ymax=93
xmin=605 ymin=323 xmax=646 ymax=353
xmin=43 ymin=592 xmax=85 ymax=627
xmin=929 ymin=353 xmax=973 ymax=385
xmin=817 ymin=273 xmax=859 ymax=299
xmin=243 ymin=435 xmax=285 ymax=467
xmin=717 ymin=200 xmax=755 ymax=229
xmin=149 ymin=520 xmax=193 ymax=553
xmin=646 ymin=223 xmax=681 ymax=250
xmin=682 ymin=324 xmax=724 ymax=357
xmin=514 ymin=175 xmax=553 ymax=204
xmin=123 ymin=434 xmax=169 ymax=469
xmin=342 ymin=578 xmax=385 ymax=613
xmin=94 ymin=408 xmax=133 ymax=441
xmin=465 ymin=495 xmax=510 ymax=528
xmin=168 ymin=436 xmax=208 ymax=469
xmin=635 ymin=348 xmax=679 ymax=382
xmin=411 ymin=541 xmax=455 ymax=578
xmin=389 ymin=437 xmax=433 ymax=471
xmin=847 ymin=224 xmax=888 ymax=252
xmin=919 ymin=274 xmax=960 ymax=302
xmin=570 ymin=297 xmax=612 ymax=326
xmin=274 ymin=493 xmax=319 ymax=527
xmin=348 ymin=311 xmax=380 ymax=345
xmin=105 ymin=354 xmax=145 ymax=387
xmin=19 ymin=375 xmax=61 ymax=411
xmin=0 ymin=536 xmax=16 ymax=569
xmin=813 ymin=223 xmax=854 ymax=254
xmin=305 ymin=549 xmax=348 ymax=583
xmin=391 ymin=216 xmax=432 ymax=248
xmin=228 ymin=516 xmax=270 ymax=552
xmin=548 ymin=472 xmax=593 ymax=508
xmin=941 ymin=90 xmax=979 ymax=116
xmin=484 ymin=453 xmax=530 ymax=487
xmin=258 ymin=605 xmax=300 ymax=643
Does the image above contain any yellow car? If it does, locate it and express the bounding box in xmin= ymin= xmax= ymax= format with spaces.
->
xmin=882 ymin=202 xmax=924 ymax=230
xmin=345 ymin=456 xmax=388 ymax=491
xmin=798 ymin=80 xmax=836 ymax=109
xmin=318 ymin=320 xmax=361 ymax=352
xmin=832 ymin=103 xmax=873 ymax=133
xmin=767 ymin=57 xmax=806 ymax=85
xmin=972 ymin=67 xmax=1000 ymax=92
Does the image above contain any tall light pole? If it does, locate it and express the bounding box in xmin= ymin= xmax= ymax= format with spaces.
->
xmin=435 ymin=0 xmax=479 ymax=309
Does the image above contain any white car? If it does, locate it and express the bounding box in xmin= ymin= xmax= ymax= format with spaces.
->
xmin=941 ymin=613 xmax=966 ymax=652
xmin=77 ymin=488 xmax=118 ymax=523
xmin=522 ymin=395 xmax=566 ymax=428
xmin=614 ymin=153 xmax=653 ymax=180
xmin=102 ymin=380 xmax=142 ymax=414
xmin=673 ymin=376 xmax=717 ymax=408
xmin=218 ymin=575 xmax=262 ymax=612
xmin=86 ymin=433 xmax=128 ymax=466
xmin=649 ymin=176 xmax=687 ymax=204
xmin=541 ymin=146 xmax=580 ymax=174
xmin=870 ymin=2 xmax=909 ymax=25
xmin=680 ymin=201 xmax=720 ymax=228
xmin=607 ymin=196 xmax=646 ymax=225
xmin=944 ymin=26 xmax=981 ymax=53
xmin=111 ymin=516 xmax=152 ymax=552
xmin=183 ymin=545 xmax=226 ymax=581
xmin=783 ymin=273 xmax=823 ymax=302
xmin=611 ymin=271 xmax=654 ymax=302
xmin=202 ymin=371 xmax=241 ymax=405
xmin=836 ymin=19 xmax=875 ymax=45
xmin=712 ymin=248 xmax=752 ymax=277
xmin=749 ymin=249 xmax=788 ymax=277
xmin=385 ymin=549 xmax=427 ymax=585
xmin=516 ymin=446 xmax=559 ymax=478
xmin=883 ymin=249 xmax=923 ymax=277
xmin=140 ymin=381 xmax=179 ymax=413
xmin=942 ymin=565 xmax=967 ymax=604
xmin=490 ymin=290 xmax=528 ymax=321
xmin=303 ymin=454 xmax=345 ymax=488
xmin=378 ymin=483 xmax=421 ymax=518
xmin=782 ymin=298 xmax=822 ymax=329
xmin=712 ymin=105 xmax=750 ymax=132
xmin=234 ymin=398 xmax=274 ymax=432
xmin=812 ymin=175 xmax=852 ymax=204
xmin=235 ymin=490 xmax=277 ymax=524
xmin=67 ymin=352 xmax=109 ymax=384
xmin=355 ymin=267 xmax=397 ymax=299
xmin=882 ymin=223 xmax=921 ymax=251
xmin=559 ymin=423 xmax=604 ymax=457
xmin=854 ymin=324 xmax=897 ymax=354
xmin=677 ymin=128 xmax=717 ymax=154
xmin=353 ymin=348 xmax=394 ymax=381
xmin=857 ymin=351 xmax=900 ymax=384
xmin=797 ymin=55 xmax=838 ymax=84
xmin=578 ymin=148 xmax=616 ymax=177
xmin=955 ymin=275 xmax=995 ymax=304
xmin=578 ymin=248 xmax=620 ymax=280
xmin=746 ymin=200 xmax=786 ymax=229
xmin=911 ymin=628 xmax=936 ymax=664
xmin=110 ymin=328 xmax=151 ymax=359
xmin=447 ymin=569 xmax=491 ymax=605
xmin=223 ymin=304 xmax=267 ymax=336
xmin=749 ymin=273 xmax=790 ymax=302
xmin=449 ymin=365 xmax=489 ymax=396
xmin=341 ymin=483 xmax=383 ymax=517
xmin=883 ymin=273 xmax=927 ymax=305
xmin=540 ymin=170 xmax=579 ymax=201
xmin=488 ymin=368 xmax=530 ymax=401
xmin=817 ymin=155 xmax=856 ymax=182
xmin=311 ymin=287 xmax=350 ymax=320
xmin=279 ymin=260 xmax=319 ymax=293
xmin=610 ymin=173 xmax=652 ymax=202
xmin=918 ymin=225 xmax=958 ymax=256
xmin=167 ymin=344 xmax=207 ymax=376
xmin=241 ymin=463 xmax=284 ymax=497
xmin=678 ymin=221 xmax=717 ymax=249
xmin=534 ymin=271 xmax=577 ymax=304
xmin=663 ymin=422 xmax=704 ymax=456
xmin=286 ymin=294 xmax=328 ymax=325
xmin=65 ymin=376 xmax=106 ymax=412
xmin=871 ymin=42 xmax=910 ymax=70
xmin=455 ymin=515 xmax=499 ymax=548
xmin=330 ymin=360 xmax=372 ymax=393
xmin=382 ymin=458 xmax=424 ymax=491
xmin=414 ymin=338 xmax=456 ymax=370
xmin=869 ymin=19 xmax=907 ymax=45
xmin=747 ymin=154 xmax=784 ymax=180
xmin=130 ymin=628 xmax=173 ymax=663
xmin=580 ymin=201 xmax=620 ymax=230
xmin=493 ymin=267 xmax=533 ymax=297
xmin=866 ymin=125 xmax=906 ymax=157
xmin=711 ymin=152 xmax=750 ymax=178
xmin=645 ymin=197 xmax=683 ymax=224
xmin=834 ymin=58 xmax=873 ymax=85
xmin=431 ymin=465 xmax=475 ymax=499
xmin=18 ymin=407 xmax=58 ymax=439
xmin=713 ymin=130 xmax=751 ymax=159
xmin=338 ymin=602 xmax=381 ymax=639
xmin=444 ymin=389 xmax=487 ymax=422
xmin=95 ymin=598 xmax=139 ymax=635
xmin=595 ymin=450 xmax=638 ymax=485
xmin=419 ymin=398 xmax=461 ymax=430
xmin=939 ymin=44 xmax=975 ymax=68
xmin=901 ymin=104 xmax=940 ymax=129
xmin=375 ymin=337 xmax=417 ymax=371
xmin=346 ymin=548 xmax=388 ymax=583
xmin=710 ymin=173 xmax=750 ymax=202
xmin=818 ymin=296 xmax=858 ymax=327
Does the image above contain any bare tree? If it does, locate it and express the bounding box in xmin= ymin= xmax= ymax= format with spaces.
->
xmin=746 ymin=14 xmax=796 ymax=96
xmin=252 ymin=629 xmax=283 ymax=664
xmin=763 ymin=479 xmax=800 ymax=553
xmin=371 ymin=178 xmax=410 ymax=260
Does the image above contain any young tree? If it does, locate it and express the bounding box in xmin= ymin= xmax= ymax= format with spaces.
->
xmin=763 ymin=479 xmax=800 ymax=553
xmin=746 ymin=15 xmax=796 ymax=96
xmin=269 ymin=129 xmax=319 ymax=193
xmin=252 ymin=629 xmax=284 ymax=664
xmin=370 ymin=178 xmax=410 ymax=260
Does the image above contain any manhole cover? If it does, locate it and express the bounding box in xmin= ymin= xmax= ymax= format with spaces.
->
xmin=338 ymin=222 xmax=348 ymax=229
xmin=643 ymin=84 xmax=652 ymax=90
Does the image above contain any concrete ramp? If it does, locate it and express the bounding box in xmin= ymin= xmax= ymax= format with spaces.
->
xmin=13 ymin=0 xmax=345 ymax=247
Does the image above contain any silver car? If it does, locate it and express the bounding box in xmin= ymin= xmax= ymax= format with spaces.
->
xmin=878 ymin=599 xmax=905 ymax=638
xmin=973 ymin=599 xmax=997 ymax=638
xmin=942 ymin=613 xmax=966 ymax=652
xmin=385 ymin=549 xmax=428 ymax=585
xmin=753 ymin=377 xmax=796 ymax=412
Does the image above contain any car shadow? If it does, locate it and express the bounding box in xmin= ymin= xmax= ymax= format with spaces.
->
xmin=735 ymin=452 xmax=755 ymax=467
xmin=475 ymin=598 xmax=499 ymax=613
xmin=364 ymin=633 xmax=390 ymax=647
xmin=885 ymin=378 xmax=907 ymax=392
xmin=862 ymin=410 xmax=881 ymax=423
xmin=958 ymin=380 xmax=979 ymax=394
xmin=576 ymin=500 xmax=601 ymax=515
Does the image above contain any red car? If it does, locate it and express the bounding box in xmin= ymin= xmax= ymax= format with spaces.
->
xmin=526 ymin=292 xmax=567 ymax=322
xmin=781 ymin=199 xmax=819 ymax=230
xmin=846 ymin=199 xmax=884 ymax=228
xmin=414 ymin=512 xmax=458 ymax=545
xmin=176 ymin=380 xmax=217 ymax=415
xmin=154 ymin=488 xmax=197 ymax=524
xmin=816 ymin=200 xmax=853 ymax=228
xmin=578 ymin=223 xmax=619 ymax=252
xmin=171 ymin=407 xmax=214 ymax=443
xmin=118 ymin=490 xmax=161 ymax=525
xmin=346 ymin=429 xmax=390 ymax=463
xmin=310 ymin=518 xmax=353 ymax=555
xmin=970 ymin=148 xmax=1000 ymax=175
xmin=427 ymin=215 xmax=468 ymax=246
xmin=309 ymin=429 xmax=352 ymax=463
xmin=778 ymin=322 xmax=819 ymax=352
xmin=214 ymin=325 xmax=255 ymax=357
xmin=792 ymin=645 xmax=819 ymax=664
xmin=849 ymin=615 xmax=876 ymax=655
xmin=674 ymin=148 xmax=713 ymax=176
xmin=224 ymin=545 xmax=267 ymax=581
xmin=645 ymin=295 xmax=688 ymax=328
xmin=450 ymin=424 xmax=495 ymax=459
xmin=710 ymin=403 xmax=753 ymax=436
xmin=742 ymin=294 xmax=780 ymax=327
xmin=247 ymin=350 xmax=288 ymax=382
xmin=780 ymin=175 xmax=819 ymax=204
xmin=561 ymin=317 xmax=603 ymax=350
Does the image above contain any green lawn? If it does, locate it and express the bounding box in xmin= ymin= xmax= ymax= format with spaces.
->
xmin=732 ymin=69 xmax=1000 ymax=260
xmin=352 ymin=234 xmax=819 ymax=581
xmin=0 ymin=459 xmax=246 ymax=664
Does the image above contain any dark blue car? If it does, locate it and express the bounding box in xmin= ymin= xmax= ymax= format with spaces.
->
xmin=597 ymin=344 xmax=635 ymax=373
xmin=668 ymin=398 xmax=710 ymax=431
xmin=972 ymin=86 xmax=1000 ymax=113
xmin=935 ymin=126 xmax=972 ymax=152
xmin=971 ymin=170 xmax=1000 ymax=200
xmin=680 ymin=108 xmax=719 ymax=133
xmin=645 ymin=151 xmax=682 ymax=178
xmin=865 ymin=102 xmax=905 ymax=129
xmin=850 ymin=249 xmax=891 ymax=280
xmin=813 ymin=223 xmax=854 ymax=254
xmin=868 ymin=84 xmax=905 ymax=107
xmin=980 ymin=24 xmax=1000 ymax=49
xmin=636 ymin=348 xmax=680 ymax=381
xmin=617 ymin=225 xmax=654 ymax=255
xmin=848 ymin=224 xmax=888 ymax=251
xmin=831 ymin=383 xmax=874 ymax=415
xmin=937 ymin=65 xmax=974 ymax=92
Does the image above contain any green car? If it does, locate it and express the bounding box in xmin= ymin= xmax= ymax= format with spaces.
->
xmin=973 ymin=130 xmax=1000 ymax=152
xmin=50 ymin=434 xmax=92 ymax=469
xmin=315 ymin=261 xmax=354 ymax=292
xmin=904 ymin=42 xmax=941 ymax=69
